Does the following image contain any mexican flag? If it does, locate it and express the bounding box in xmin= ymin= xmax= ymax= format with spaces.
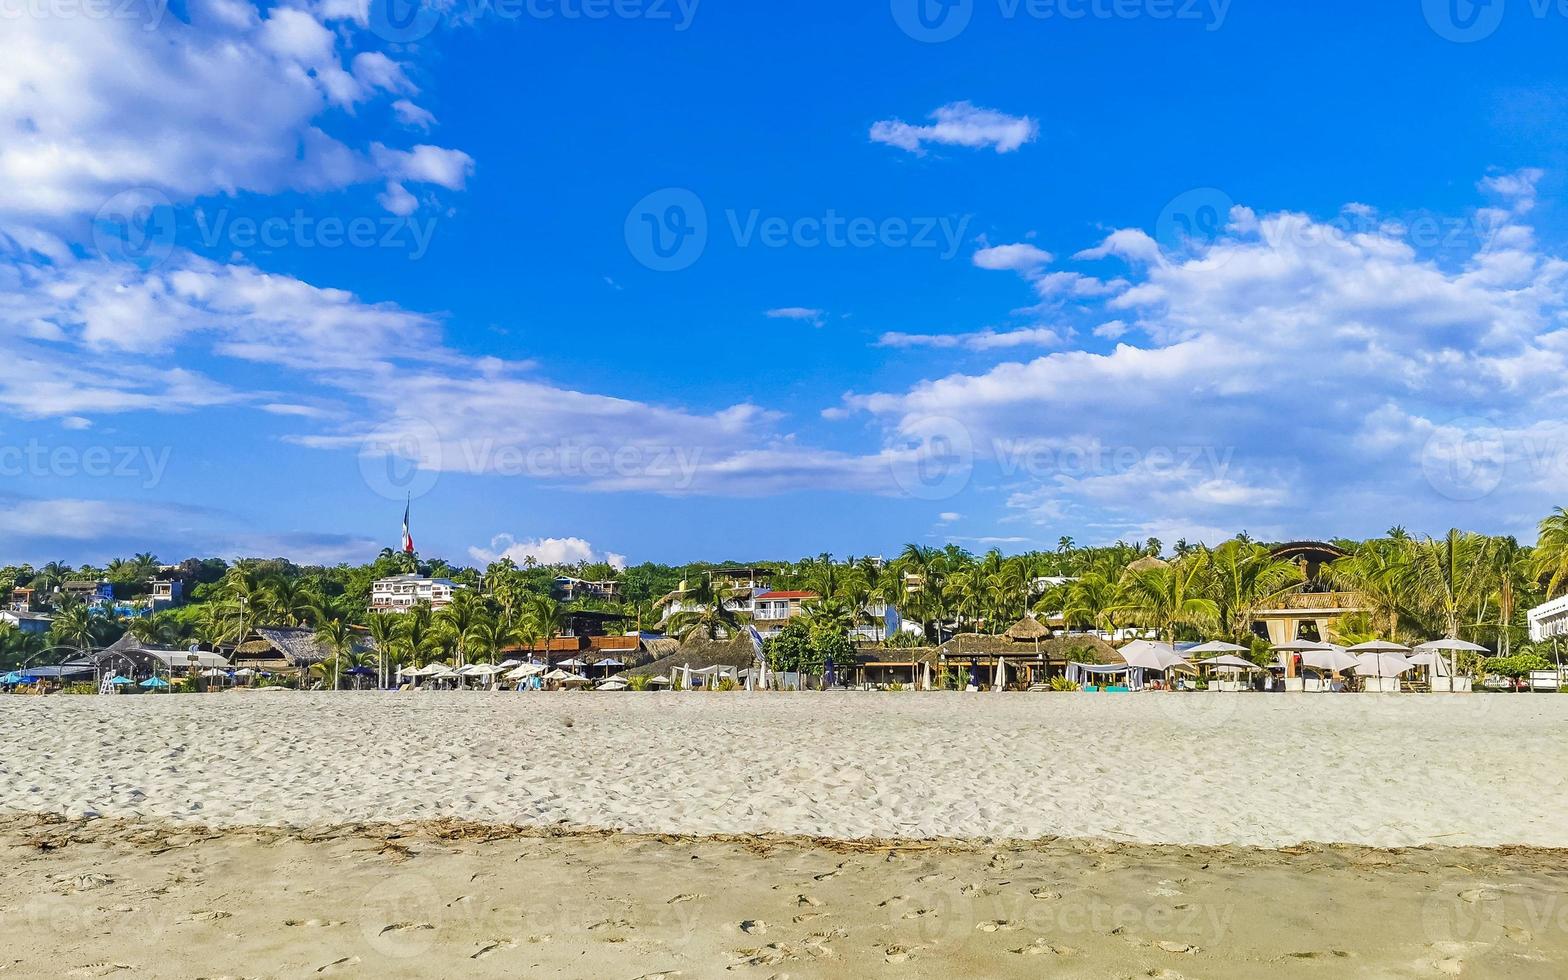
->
xmin=401 ymin=498 xmax=415 ymax=555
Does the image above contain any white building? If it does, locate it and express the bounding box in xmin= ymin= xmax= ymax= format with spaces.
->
xmin=1528 ymin=594 xmax=1568 ymax=642
xmin=371 ymin=575 xmax=463 ymax=613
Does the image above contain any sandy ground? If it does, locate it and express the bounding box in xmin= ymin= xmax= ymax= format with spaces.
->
xmin=1 ymin=814 xmax=1565 ymax=979
xmin=2 ymin=692 xmax=1567 ymax=978
xmin=1 ymin=692 xmax=1566 ymax=847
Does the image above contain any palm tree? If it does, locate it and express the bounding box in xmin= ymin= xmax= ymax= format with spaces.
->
xmin=1207 ymin=540 xmax=1305 ymax=642
xmin=314 ymin=617 xmax=356 ymax=690
xmin=436 ymin=590 xmax=486 ymax=668
xmin=265 ymin=577 xmax=321 ymax=628
xmin=400 ymin=602 xmax=438 ymax=667
xmin=51 ymin=604 xmax=106 ymax=656
xmin=524 ymin=594 xmax=568 ymax=658
xmin=1114 ymin=557 xmax=1219 ymax=643
xmin=364 ymin=612 xmax=402 ymax=689
xmin=1531 ymin=507 xmax=1568 ymax=598
xmin=128 ymin=614 xmax=179 ymax=648
xmin=665 ymin=581 xmax=749 ymax=641
xmin=1405 ymin=529 xmax=1495 ymax=641
xmin=1327 ymin=538 xmax=1411 ymax=638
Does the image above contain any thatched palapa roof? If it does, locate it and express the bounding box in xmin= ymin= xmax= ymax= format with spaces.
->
xmin=937 ymin=632 xmax=1119 ymax=664
xmin=1004 ymin=613 xmax=1052 ymax=642
xmin=233 ymin=627 xmax=335 ymax=666
xmin=622 ymin=633 xmax=755 ymax=678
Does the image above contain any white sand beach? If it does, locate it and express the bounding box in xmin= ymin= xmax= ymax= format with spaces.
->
xmin=2 ymin=692 xmax=1565 ymax=848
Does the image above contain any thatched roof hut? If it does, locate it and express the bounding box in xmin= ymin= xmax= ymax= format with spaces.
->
xmin=232 ymin=628 xmax=335 ymax=667
xmin=1004 ymin=613 xmax=1052 ymax=642
xmin=937 ymin=632 xmax=1119 ymax=664
xmin=622 ymin=633 xmax=755 ymax=678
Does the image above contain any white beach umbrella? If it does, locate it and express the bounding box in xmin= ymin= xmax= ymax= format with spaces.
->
xmin=1414 ymin=638 xmax=1489 ymax=679
xmin=1199 ymin=654 xmax=1259 ymax=671
xmin=1272 ymin=639 xmax=1331 ymax=652
xmin=649 ymin=675 xmax=672 ymax=686
xmin=505 ymin=664 xmax=546 ymax=680
xmin=1348 ymin=640 xmax=1412 ymax=655
xmin=497 ymin=659 xmax=521 ymax=669
xmin=1299 ymin=645 xmax=1360 ymax=673
xmin=597 ymin=678 xmax=629 ymax=691
xmin=1188 ymin=640 xmax=1251 ymax=655
xmin=1118 ymin=640 xmax=1188 ymax=671
xmin=1353 ymin=652 xmax=1413 ymax=678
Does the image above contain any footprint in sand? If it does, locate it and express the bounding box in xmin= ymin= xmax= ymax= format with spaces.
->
xmin=900 ymin=908 xmax=934 ymax=920
xmin=284 ymin=918 xmax=344 ymax=928
xmin=1012 ymin=938 xmax=1077 ymax=956
xmin=184 ymin=910 xmax=232 ymax=922
xmin=667 ymin=893 xmax=703 ymax=904
xmin=739 ymin=920 xmax=768 ymax=935
xmin=67 ymin=964 xmax=133 ymax=977
xmin=1155 ymin=941 xmax=1199 ymax=954
xmin=876 ymin=896 xmax=906 ymax=908
xmin=1030 ymin=888 xmax=1062 ymax=901
xmin=70 ymin=873 xmax=114 ymax=892
xmin=315 ymin=956 xmax=361 ymax=974
xmin=729 ymin=943 xmax=795 ymax=968
xmin=633 ymin=973 xmax=683 ymax=980
xmin=883 ymin=944 xmax=919 ymax=964
xmin=378 ymin=922 xmax=435 ymax=936
xmin=975 ymin=920 xmax=1019 ymax=933
xmin=794 ymin=894 xmax=822 ymax=908
xmin=792 ymin=912 xmax=825 ymax=924
xmin=471 ymin=939 xmax=516 ymax=960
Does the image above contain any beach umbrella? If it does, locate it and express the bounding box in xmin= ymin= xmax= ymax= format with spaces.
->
xmin=1199 ymin=654 xmax=1259 ymax=671
xmin=994 ymin=657 xmax=1007 ymax=692
xmin=1188 ymin=640 xmax=1251 ymax=655
xmin=824 ymin=656 xmax=837 ymax=689
xmin=967 ymin=660 xmax=978 ymax=689
xmin=596 ymin=658 xmax=626 ymax=668
xmin=597 ymin=678 xmax=629 ymax=691
xmin=1118 ymin=640 xmax=1188 ymax=671
xmin=139 ymin=677 xmax=171 ymax=689
xmin=1348 ymin=640 xmax=1412 ymax=654
xmin=1299 ymin=645 xmax=1360 ymax=673
xmin=1414 ymin=638 xmax=1489 ymax=679
xmin=649 ymin=675 xmax=672 ymax=686
xmin=108 ymin=675 xmax=133 ymax=686
xmin=1353 ymin=652 xmax=1413 ymax=678
xmin=1 ymin=672 xmax=23 ymax=685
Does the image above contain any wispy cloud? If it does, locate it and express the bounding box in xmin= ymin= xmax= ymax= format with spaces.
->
xmin=878 ymin=326 xmax=1065 ymax=351
xmin=870 ymin=102 xmax=1039 ymax=156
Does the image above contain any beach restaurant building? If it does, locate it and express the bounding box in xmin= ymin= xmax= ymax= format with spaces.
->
xmin=1528 ymin=594 xmax=1568 ymax=642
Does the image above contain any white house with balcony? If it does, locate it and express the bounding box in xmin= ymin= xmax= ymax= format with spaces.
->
xmin=1528 ymin=594 xmax=1568 ymax=642
xmin=371 ymin=575 xmax=464 ymax=613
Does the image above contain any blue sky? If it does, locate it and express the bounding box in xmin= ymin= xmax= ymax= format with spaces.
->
xmin=5 ymin=0 xmax=1568 ymax=567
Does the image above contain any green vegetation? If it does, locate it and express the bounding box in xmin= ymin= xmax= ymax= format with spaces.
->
xmin=4 ymin=509 xmax=1568 ymax=676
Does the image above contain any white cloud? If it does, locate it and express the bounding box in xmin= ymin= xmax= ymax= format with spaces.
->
xmin=878 ymin=327 xmax=1065 ymax=351
xmin=766 ymin=307 xmax=826 ymax=327
xmin=469 ymin=534 xmax=628 ymax=570
xmin=392 ymin=99 xmax=438 ymax=130
xmin=973 ymin=243 xmax=1053 ymax=272
xmin=870 ymin=102 xmax=1039 ymax=156
xmin=848 ymin=175 xmax=1568 ymax=540
xmin=0 ymin=3 xmax=470 ymax=226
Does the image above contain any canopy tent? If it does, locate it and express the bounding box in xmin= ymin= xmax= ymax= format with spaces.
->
xmin=1065 ymin=661 xmax=1146 ymax=691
